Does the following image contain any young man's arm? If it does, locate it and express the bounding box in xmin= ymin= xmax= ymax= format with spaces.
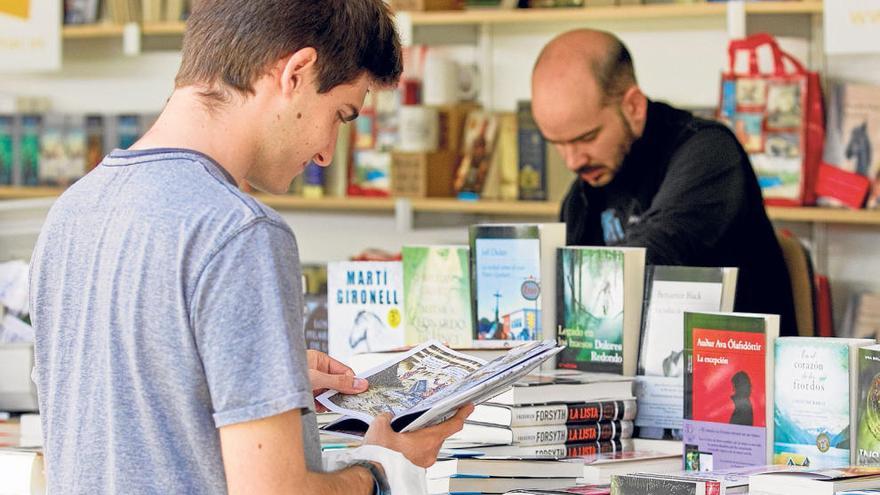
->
xmin=220 ymin=405 xmax=473 ymax=495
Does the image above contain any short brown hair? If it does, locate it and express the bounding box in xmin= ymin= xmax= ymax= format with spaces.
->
xmin=592 ymin=35 xmax=636 ymax=105
xmin=175 ymin=0 xmax=402 ymax=101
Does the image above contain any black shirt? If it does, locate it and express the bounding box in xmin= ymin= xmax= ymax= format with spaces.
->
xmin=560 ymin=100 xmax=797 ymax=337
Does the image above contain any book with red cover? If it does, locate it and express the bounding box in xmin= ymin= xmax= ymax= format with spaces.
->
xmin=816 ymin=161 xmax=871 ymax=209
xmin=683 ymin=312 xmax=779 ymax=470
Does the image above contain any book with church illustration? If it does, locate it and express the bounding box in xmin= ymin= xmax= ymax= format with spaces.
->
xmin=774 ymin=337 xmax=873 ymax=468
xmin=326 ymin=261 xmax=405 ymax=362
xmin=317 ymin=339 xmax=562 ymax=436
xmin=469 ymin=223 xmax=565 ymax=347
xmin=401 ymin=245 xmax=472 ymax=348
xmin=683 ymin=312 xmax=779 ymax=471
xmin=555 ymin=247 xmax=646 ymax=375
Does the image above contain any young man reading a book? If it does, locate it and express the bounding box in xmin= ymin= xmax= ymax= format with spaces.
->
xmin=531 ymin=29 xmax=797 ymax=337
xmin=30 ymin=1 xmax=472 ymax=494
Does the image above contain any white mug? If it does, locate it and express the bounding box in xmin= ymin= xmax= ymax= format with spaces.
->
xmin=422 ymin=53 xmax=480 ymax=106
xmin=396 ymin=105 xmax=439 ymax=153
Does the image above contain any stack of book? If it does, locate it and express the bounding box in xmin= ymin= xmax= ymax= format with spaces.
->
xmin=427 ymin=457 xmax=584 ymax=494
xmin=446 ymin=372 xmax=635 ymax=457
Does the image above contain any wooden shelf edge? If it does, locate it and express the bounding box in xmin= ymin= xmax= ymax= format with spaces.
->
xmin=2 ymin=187 xmax=878 ymax=224
xmin=62 ymin=24 xmax=125 ymax=39
xmin=404 ymin=1 xmax=820 ymax=25
xmin=61 ymin=2 xmax=824 ymax=38
xmin=0 ymin=186 xmax=65 ymax=199
xmin=142 ymin=22 xmax=187 ymax=35
xmin=767 ymin=206 xmax=880 ymax=225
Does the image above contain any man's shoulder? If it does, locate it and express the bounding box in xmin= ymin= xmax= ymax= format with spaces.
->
xmin=50 ymin=149 xmax=294 ymax=250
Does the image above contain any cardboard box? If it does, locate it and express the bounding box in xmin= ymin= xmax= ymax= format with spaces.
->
xmin=391 ymin=151 xmax=459 ymax=198
xmin=390 ymin=0 xmax=463 ymax=11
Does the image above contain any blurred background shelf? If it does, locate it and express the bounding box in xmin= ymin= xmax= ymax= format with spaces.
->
xmin=2 ymin=187 xmax=877 ymax=225
xmin=59 ymin=2 xmax=824 ymax=40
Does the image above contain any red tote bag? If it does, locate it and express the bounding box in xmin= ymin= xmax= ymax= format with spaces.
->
xmin=718 ymin=33 xmax=825 ymax=206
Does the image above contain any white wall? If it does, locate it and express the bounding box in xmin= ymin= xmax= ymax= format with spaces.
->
xmin=0 ymin=17 xmax=878 ymax=331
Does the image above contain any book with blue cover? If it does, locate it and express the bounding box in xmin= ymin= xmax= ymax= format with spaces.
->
xmin=774 ymin=337 xmax=873 ymax=468
xmin=469 ymin=223 xmax=565 ymax=347
xmin=776 ymin=338 xmax=874 ymax=467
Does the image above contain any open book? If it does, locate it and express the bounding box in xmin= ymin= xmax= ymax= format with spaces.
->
xmin=316 ymin=340 xmax=564 ymax=437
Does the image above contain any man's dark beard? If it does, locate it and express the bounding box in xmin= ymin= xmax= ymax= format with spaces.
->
xmin=575 ymin=105 xmax=636 ymax=177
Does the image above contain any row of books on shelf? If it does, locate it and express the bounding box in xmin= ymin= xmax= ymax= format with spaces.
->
xmin=292 ymin=98 xmax=572 ymax=202
xmin=64 ymin=0 xmax=195 ymax=25
xmin=392 ymin=0 xmax=727 ymax=12
xmin=0 ymin=113 xmax=154 ymax=188
xmin=0 ymin=99 xmax=572 ymax=203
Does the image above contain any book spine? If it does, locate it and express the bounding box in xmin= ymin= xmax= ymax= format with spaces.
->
xmin=511 ymin=420 xmax=633 ymax=446
xmin=516 ymin=101 xmax=547 ymax=201
xmin=506 ymin=399 xmax=636 ymax=427
xmin=566 ymin=439 xmax=625 ymax=457
xmin=611 ymin=474 xmax=715 ymax=494
xmin=508 ymin=404 xmax=568 ymax=426
xmin=567 ymin=399 xmax=637 ymax=424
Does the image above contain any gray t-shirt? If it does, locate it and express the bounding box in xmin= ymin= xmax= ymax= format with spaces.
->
xmin=30 ymin=148 xmax=323 ymax=494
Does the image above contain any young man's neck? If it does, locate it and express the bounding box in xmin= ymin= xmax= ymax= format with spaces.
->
xmin=130 ymin=87 xmax=257 ymax=186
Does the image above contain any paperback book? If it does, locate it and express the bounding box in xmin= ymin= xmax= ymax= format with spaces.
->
xmin=326 ymin=261 xmax=405 ymax=362
xmin=402 ymin=245 xmax=472 ymax=348
xmin=774 ymin=337 xmax=873 ymax=468
xmin=857 ymin=345 xmax=880 ymax=465
xmin=317 ymin=340 xmax=562 ymax=436
xmin=635 ymin=266 xmax=737 ymax=439
xmin=469 ymin=223 xmax=565 ymax=346
xmin=469 ymin=398 xmax=636 ymax=428
xmin=556 ymin=246 xmax=646 ymax=375
xmin=303 ymin=294 xmax=329 ymax=354
xmin=683 ymin=312 xmax=779 ymax=470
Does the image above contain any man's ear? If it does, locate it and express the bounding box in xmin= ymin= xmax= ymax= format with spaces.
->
xmin=621 ymin=85 xmax=648 ymax=135
xmin=279 ymin=47 xmax=318 ymax=98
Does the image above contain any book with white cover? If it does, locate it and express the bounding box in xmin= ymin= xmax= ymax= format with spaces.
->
xmin=327 ymin=261 xmax=405 ymax=362
xmin=427 ymin=457 xmax=584 ymax=479
xmin=749 ymin=467 xmax=880 ymax=495
xmin=0 ymin=448 xmax=44 ymax=495
xmin=488 ymin=372 xmax=633 ymax=406
xmin=428 ymin=476 xmax=577 ymax=494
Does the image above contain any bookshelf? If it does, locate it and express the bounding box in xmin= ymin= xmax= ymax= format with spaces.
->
xmin=60 ymin=2 xmax=823 ymax=41
xmin=1 ymin=186 xmax=877 ymax=226
xmin=61 ymin=23 xmax=127 ymax=39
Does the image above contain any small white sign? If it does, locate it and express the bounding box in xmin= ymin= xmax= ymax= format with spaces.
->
xmin=0 ymin=0 xmax=62 ymax=72
xmin=825 ymin=0 xmax=880 ymax=55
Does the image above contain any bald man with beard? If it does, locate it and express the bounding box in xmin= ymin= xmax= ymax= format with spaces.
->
xmin=532 ymin=29 xmax=797 ymax=337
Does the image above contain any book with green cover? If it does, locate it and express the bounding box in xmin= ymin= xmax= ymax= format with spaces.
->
xmin=774 ymin=337 xmax=872 ymax=468
xmin=857 ymin=344 xmax=880 ymax=465
xmin=555 ymin=246 xmax=645 ymax=375
xmin=402 ymin=245 xmax=472 ymax=348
